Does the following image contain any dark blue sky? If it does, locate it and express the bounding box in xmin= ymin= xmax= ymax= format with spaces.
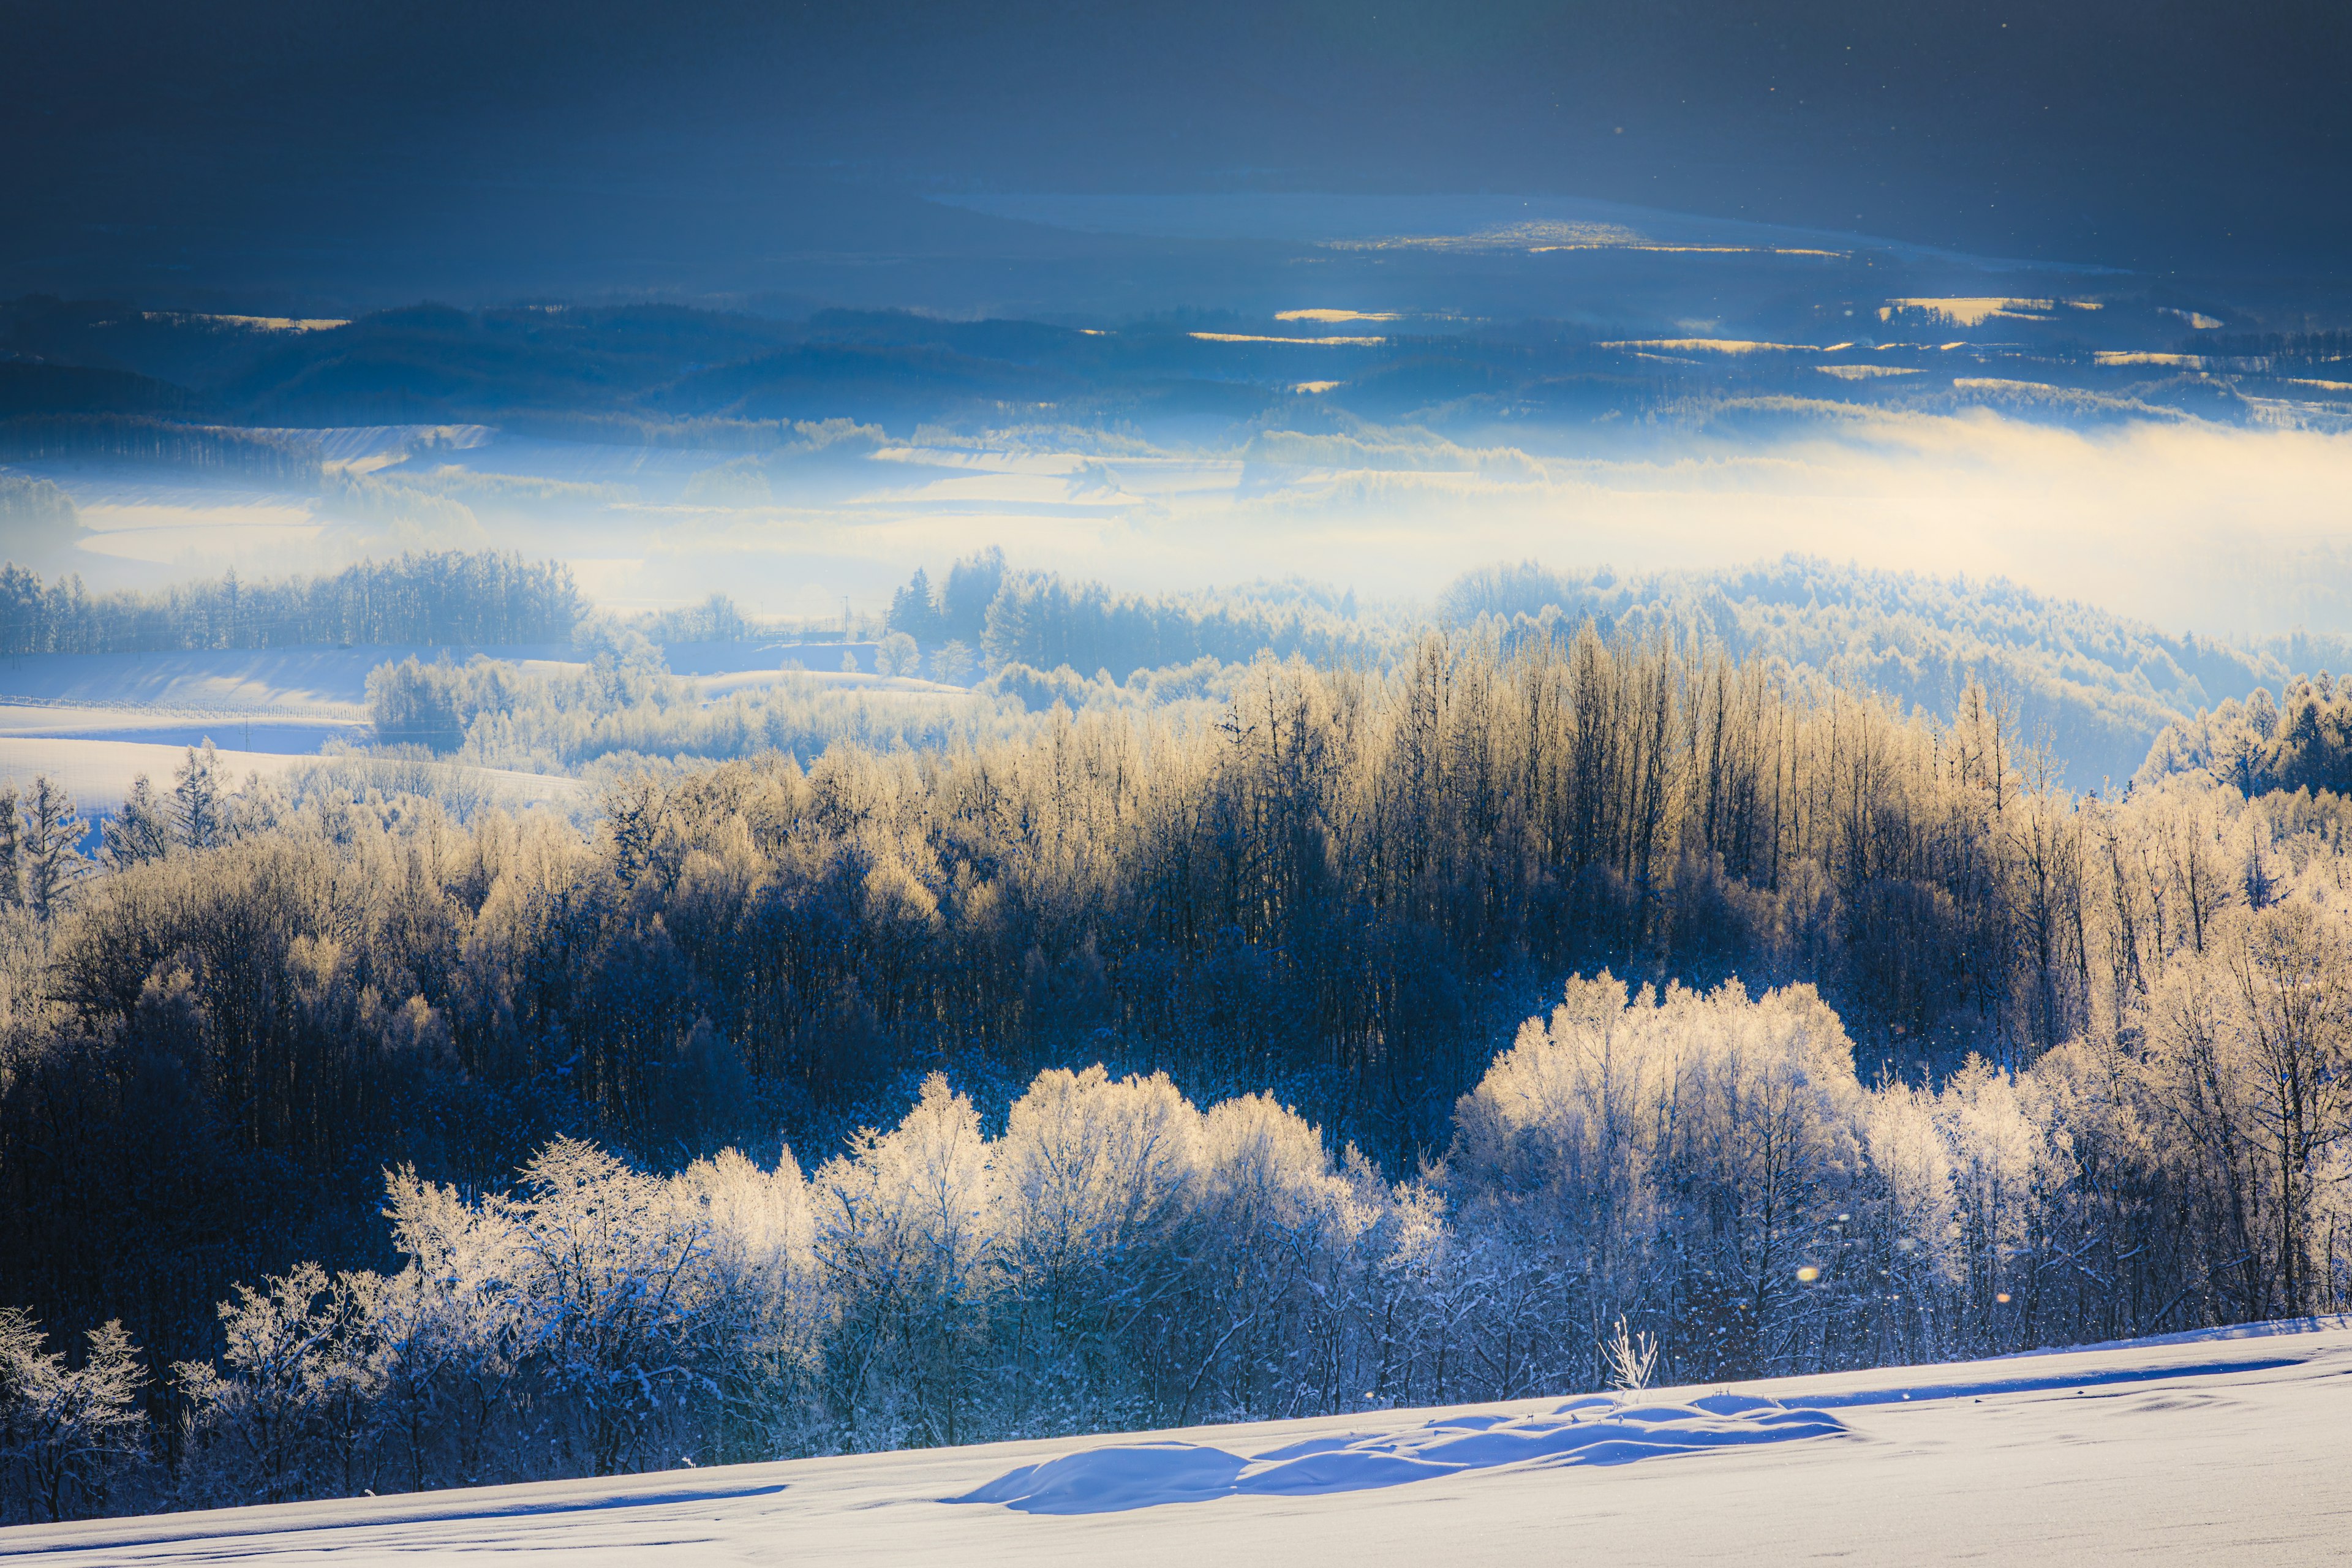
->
xmin=7 ymin=0 xmax=2346 ymax=303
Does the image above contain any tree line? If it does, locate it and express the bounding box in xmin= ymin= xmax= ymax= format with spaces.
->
xmin=5 ymin=962 xmax=2346 ymax=1520
xmin=2184 ymin=329 xmax=2352 ymax=364
xmin=883 ymin=550 xmax=2332 ymax=788
xmin=0 ymin=416 xmax=320 ymax=484
xmin=2 ymin=628 xmax=2348 ymax=1519
xmin=363 ymin=622 xmax=1022 ymax=769
xmin=0 ymin=473 xmax=77 ymax=537
xmin=884 ymin=549 xmax=1376 ymax=685
xmin=0 ymin=551 xmax=581 ymax=655
xmin=1442 ymin=556 xmax=2331 ymax=790
xmin=2136 ymin=672 xmax=2352 ymax=799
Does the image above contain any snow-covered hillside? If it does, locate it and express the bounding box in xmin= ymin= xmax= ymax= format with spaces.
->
xmin=0 ymin=646 xmax=591 ymax=810
xmin=0 ymin=643 xmax=956 ymax=808
xmin=0 ymin=645 xmax=578 ymax=712
xmin=7 ymin=1320 xmax=2344 ymax=1566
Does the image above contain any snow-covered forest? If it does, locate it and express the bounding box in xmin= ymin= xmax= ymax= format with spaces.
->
xmin=3 ymin=625 xmax=2350 ymax=1522
xmin=14 ymin=0 xmax=2352 ymax=1545
xmin=0 ymin=552 xmax=580 ymax=655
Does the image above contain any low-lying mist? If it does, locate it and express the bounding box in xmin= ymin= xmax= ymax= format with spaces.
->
xmin=34 ymin=405 xmax=2352 ymax=644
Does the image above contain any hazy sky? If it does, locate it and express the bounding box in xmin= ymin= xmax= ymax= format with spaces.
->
xmin=8 ymin=0 xmax=2348 ymax=296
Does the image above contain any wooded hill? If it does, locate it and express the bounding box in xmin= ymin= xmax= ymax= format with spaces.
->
xmin=0 ymin=552 xmax=579 ymax=654
xmin=4 ymin=625 xmax=2349 ymax=1520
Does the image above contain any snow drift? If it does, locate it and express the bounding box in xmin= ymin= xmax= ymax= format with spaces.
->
xmin=955 ymin=1394 xmax=1847 ymax=1513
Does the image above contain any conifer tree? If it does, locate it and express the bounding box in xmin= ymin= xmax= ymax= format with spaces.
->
xmin=0 ymin=783 xmax=20 ymax=907
xmin=101 ymin=775 xmax=174 ymax=867
xmin=172 ymin=742 xmax=227 ymax=850
xmin=18 ymin=776 xmax=85 ymax=919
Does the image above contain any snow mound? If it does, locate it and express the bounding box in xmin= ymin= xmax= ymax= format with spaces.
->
xmin=954 ymin=1397 xmax=1847 ymax=1514
xmin=956 ymin=1442 xmax=1249 ymax=1513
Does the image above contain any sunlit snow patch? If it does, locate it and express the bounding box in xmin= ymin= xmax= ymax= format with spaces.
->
xmin=1879 ymin=298 xmax=2055 ymax=326
xmin=952 ymin=1394 xmax=1845 ymax=1514
xmin=1276 ymin=309 xmax=1403 ymax=323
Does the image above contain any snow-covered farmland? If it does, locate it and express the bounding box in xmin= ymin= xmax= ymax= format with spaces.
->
xmin=0 ymin=646 xmax=573 ymax=714
xmin=0 ymin=646 xmax=594 ymax=810
xmin=0 ymin=736 xmax=583 ymax=814
xmin=6 ymin=1321 xmax=2345 ymax=1566
xmin=0 ymin=642 xmax=964 ymax=815
xmin=0 ymin=736 xmax=323 ymax=807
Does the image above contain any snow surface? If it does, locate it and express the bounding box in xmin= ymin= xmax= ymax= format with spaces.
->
xmin=0 ymin=644 xmax=968 ymax=817
xmin=0 ymin=737 xmax=322 ymax=807
xmin=0 ymin=647 xmax=587 ymax=813
xmin=0 ymin=705 xmax=356 ymax=753
xmin=6 ymin=1319 xmax=2348 ymax=1565
xmin=0 ymin=647 xmax=576 ymax=713
xmin=954 ymin=1393 xmax=1845 ymax=1514
xmin=0 ymin=736 xmax=583 ymax=814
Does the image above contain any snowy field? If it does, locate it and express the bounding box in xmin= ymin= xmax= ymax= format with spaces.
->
xmin=0 ymin=647 xmax=589 ymax=715
xmin=0 ymin=736 xmax=326 ymax=807
xmin=0 ymin=647 xmax=582 ymax=810
xmin=0 ymin=646 xmax=957 ymax=718
xmin=0 ymin=736 xmax=584 ymax=814
xmin=0 ymin=643 xmax=966 ymax=814
xmin=6 ymin=1320 xmax=2345 ymax=1566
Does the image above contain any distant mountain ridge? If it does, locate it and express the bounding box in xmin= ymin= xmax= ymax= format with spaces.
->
xmin=0 ymin=359 xmax=192 ymax=417
xmin=15 ymin=292 xmax=2352 ymax=442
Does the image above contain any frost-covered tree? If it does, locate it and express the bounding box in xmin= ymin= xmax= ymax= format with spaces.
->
xmin=0 ymin=785 xmax=20 ymax=907
xmin=676 ymin=1147 xmax=819 ymax=1464
xmin=18 ymin=776 xmax=86 ymax=919
xmin=2141 ymin=899 xmax=2352 ymax=1319
xmin=885 ymin=570 xmax=942 ymax=642
xmin=875 ymin=631 xmax=920 ymax=678
xmin=171 ymin=742 xmax=228 ymax=850
xmin=813 ymin=1076 xmax=994 ymax=1448
xmin=1452 ymin=976 xmax=1869 ymax=1382
xmin=176 ymin=1264 xmax=381 ymax=1507
xmin=0 ymin=1310 xmax=148 ymax=1523
xmin=1181 ymin=1093 xmax=1382 ymax=1421
xmin=928 ymin=639 xmax=976 ymax=685
xmin=101 ymin=775 xmax=174 ymax=867
xmin=990 ymin=1066 xmax=1199 ymax=1430
xmin=492 ymin=1137 xmax=719 ymax=1476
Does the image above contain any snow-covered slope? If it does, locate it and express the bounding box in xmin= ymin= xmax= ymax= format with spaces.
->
xmin=0 ymin=736 xmax=324 ymax=806
xmin=0 ymin=646 xmax=576 ymax=713
xmin=0 ymin=646 xmax=593 ymax=812
xmin=0 ymin=736 xmax=584 ymax=813
xmin=7 ymin=1320 xmax=2346 ymax=1565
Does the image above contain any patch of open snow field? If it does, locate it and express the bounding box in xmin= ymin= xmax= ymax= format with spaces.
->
xmin=0 ymin=648 xmax=592 ymax=805
xmin=690 ymin=668 xmax=974 ymax=701
xmin=0 ymin=737 xmax=323 ymax=805
xmin=0 ymin=704 xmax=359 ymax=753
xmin=0 ymin=736 xmax=583 ymax=813
xmin=0 ymin=647 xmax=576 ymax=714
xmin=6 ymin=1320 xmax=2346 ymax=1566
xmin=69 ymin=499 xmax=330 ymax=568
